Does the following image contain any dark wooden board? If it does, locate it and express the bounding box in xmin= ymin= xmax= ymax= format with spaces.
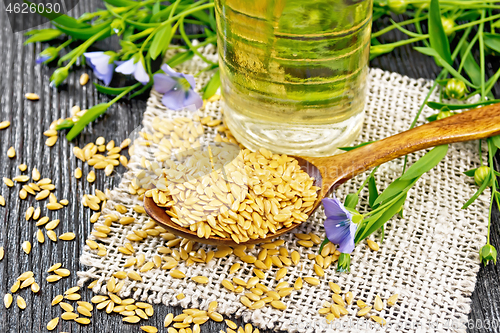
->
xmin=0 ymin=2 xmax=498 ymax=332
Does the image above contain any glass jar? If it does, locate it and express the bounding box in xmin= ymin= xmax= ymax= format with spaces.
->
xmin=215 ymin=0 xmax=372 ymax=157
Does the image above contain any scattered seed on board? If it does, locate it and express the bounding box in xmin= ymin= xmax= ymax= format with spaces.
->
xmin=7 ymin=147 xmax=15 ymax=158
xmin=31 ymin=282 xmax=40 ymax=293
xmin=164 ymin=313 xmax=173 ymax=327
xmin=25 ymin=93 xmax=39 ymax=100
xmin=87 ymin=171 xmax=96 ymax=183
xmin=59 ymin=232 xmax=76 ymax=241
xmin=47 ymin=275 xmax=62 ymax=283
xmin=4 ymin=293 xmax=12 ymax=308
xmin=75 ymin=168 xmax=82 ymax=179
xmin=22 ymin=241 xmax=31 ymax=254
xmin=0 ymin=121 xmax=10 ymax=130
xmin=52 ymin=295 xmax=64 ymax=305
xmin=47 ymin=317 xmax=59 ymax=331
xmin=0 ymin=247 xmax=3 ymax=261
xmin=17 ymin=296 xmax=26 ymax=309
xmin=141 ymin=326 xmax=158 ymax=333
xmin=46 ymin=136 xmax=58 ymax=147
xmin=80 ymin=73 xmax=89 ymax=86
xmin=3 ymin=177 xmax=13 ymax=187
xmin=0 ymin=195 xmax=4 ymax=206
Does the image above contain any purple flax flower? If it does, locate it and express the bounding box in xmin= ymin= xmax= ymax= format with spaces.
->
xmin=322 ymin=196 xmax=357 ymax=253
xmin=153 ymin=64 xmax=203 ymax=111
xmin=84 ymin=51 xmax=116 ymax=86
xmin=115 ymin=58 xmax=150 ymax=85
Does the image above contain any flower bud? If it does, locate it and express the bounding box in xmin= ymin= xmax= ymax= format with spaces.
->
xmin=50 ymin=67 xmax=69 ymax=87
xmin=370 ymin=44 xmax=396 ymax=58
xmin=479 ymin=244 xmax=497 ymax=265
xmin=445 ymin=78 xmax=467 ymax=99
xmin=474 ymin=166 xmax=493 ymax=187
xmin=111 ymin=19 xmax=126 ymax=35
xmin=436 ymin=110 xmax=453 ymax=120
xmin=387 ymin=0 xmax=407 ymax=14
xmin=441 ymin=17 xmax=455 ymax=36
xmin=337 ymin=253 xmax=351 ymax=273
xmin=36 ymin=47 xmax=58 ymax=64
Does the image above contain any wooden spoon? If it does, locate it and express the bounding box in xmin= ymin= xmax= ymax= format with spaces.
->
xmin=145 ymin=104 xmax=500 ymax=246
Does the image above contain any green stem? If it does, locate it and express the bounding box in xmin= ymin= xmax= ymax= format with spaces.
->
xmin=55 ymin=38 xmax=73 ymax=51
xmin=356 ymin=167 xmax=379 ymax=195
xmin=361 ymin=190 xmax=407 ymax=218
xmin=107 ymin=82 xmax=142 ymax=106
xmin=479 ymin=10 xmax=486 ymax=101
xmin=178 ymin=16 xmax=216 ymax=65
xmin=457 ymin=33 xmax=479 ymax=74
xmin=64 ymin=27 xmax=111 ymax=69
xmin=371 ymin=16 xmax=427 ymax=38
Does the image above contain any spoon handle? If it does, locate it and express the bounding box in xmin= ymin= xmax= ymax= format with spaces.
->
xmin=310 ymin=103 xmax=500 ymax=194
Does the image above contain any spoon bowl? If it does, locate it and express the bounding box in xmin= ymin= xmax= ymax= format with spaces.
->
xmin=145 ymin=103 xmax=500 ymax=246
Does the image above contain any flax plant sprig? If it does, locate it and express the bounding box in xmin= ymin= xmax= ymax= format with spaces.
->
xmin=26 ymin=0 xmax=220 ymax=139
xmin=322 ymin=0 xmax=500 ymax=271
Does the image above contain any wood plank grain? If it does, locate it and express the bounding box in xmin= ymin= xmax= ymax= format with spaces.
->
xmin=0 ymin=3 xmax=497 ymax=333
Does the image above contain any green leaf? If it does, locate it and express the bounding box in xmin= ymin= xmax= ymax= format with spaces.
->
xmin=24 ymin=29 xmax=62 ymax=44
xmin=491 ymin=135 xmax=500 ymax=149
xmin=344 ymin=193 xmax=359 ymax=210
xmin=202 ymin=68 xmax=220 ymax=100
xmin=373 ymin=178 xmax=415 ymax=206
xmin=414 ymin=47 xmax=477 ymax=88
xmin=53 ymin=20 xmax=112 ymax=40
xmin=464 ymin=168 xmax=478 ymax=177
xmin=426 ymin=99 xmax=500 ymax=110
xmin=167 ymin=51 xmax=194 ymax=67
xmin=103 ymin=0 xmax=137 ymax=7
xmin=356 ymin=193 xmax=407 ymax=242
xmin=94 ymin=83 xmax=133 ymax=96
xmin=426 ymin=114 xmax=438 ymax=122
xmin=368 ymin=174 xmax=379 ymax=208
xmin=484 ymin=33 xmax=500 ymax=54
xmin=428 ymin=0 xmax=452 ymax=65
xmin=338 ymin=141 xmax=374 ymax=152
xmin=400 ymin=145 xmax=448 ymax=181
xmin=152 ymin=0 xmax=161 ymax=16
xmin=67 ymin=103 xmax=110 ymax=141
xmin=149 ymin=24 xmax=174 ymax=60
xmin=460 ymin=41 xmax=482 ymax=88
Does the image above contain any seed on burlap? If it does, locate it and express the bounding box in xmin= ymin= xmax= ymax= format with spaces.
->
xmin=374 ymin=295 xmax=383 ymax=311
xmin=367 ymin=239 xmax=380 ymax=251
xmin=387 ymin=294 xmax=398 ymax=306
xmin=270 ymin=300 xmax=286 ymax=310
xmin=357 ymin=306 xmax=372 ymax=317
xmin=357 ymin=300 xmax=367 ymax=308
xmin=303 ymin=277 xmax=320 ymax=286
xmin=329 ymin=282 xmax=341 ymax=294
xmin=127 ymin=271 xmax=142 ymax=281
xmin=371 ymin=315 xmax=386 ymax=325
xmin=345 ymin=292 xmax=353 ymax=305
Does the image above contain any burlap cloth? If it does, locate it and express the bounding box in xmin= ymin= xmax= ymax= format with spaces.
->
xmin=77 ymin=43 xmax=489 ymax=333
